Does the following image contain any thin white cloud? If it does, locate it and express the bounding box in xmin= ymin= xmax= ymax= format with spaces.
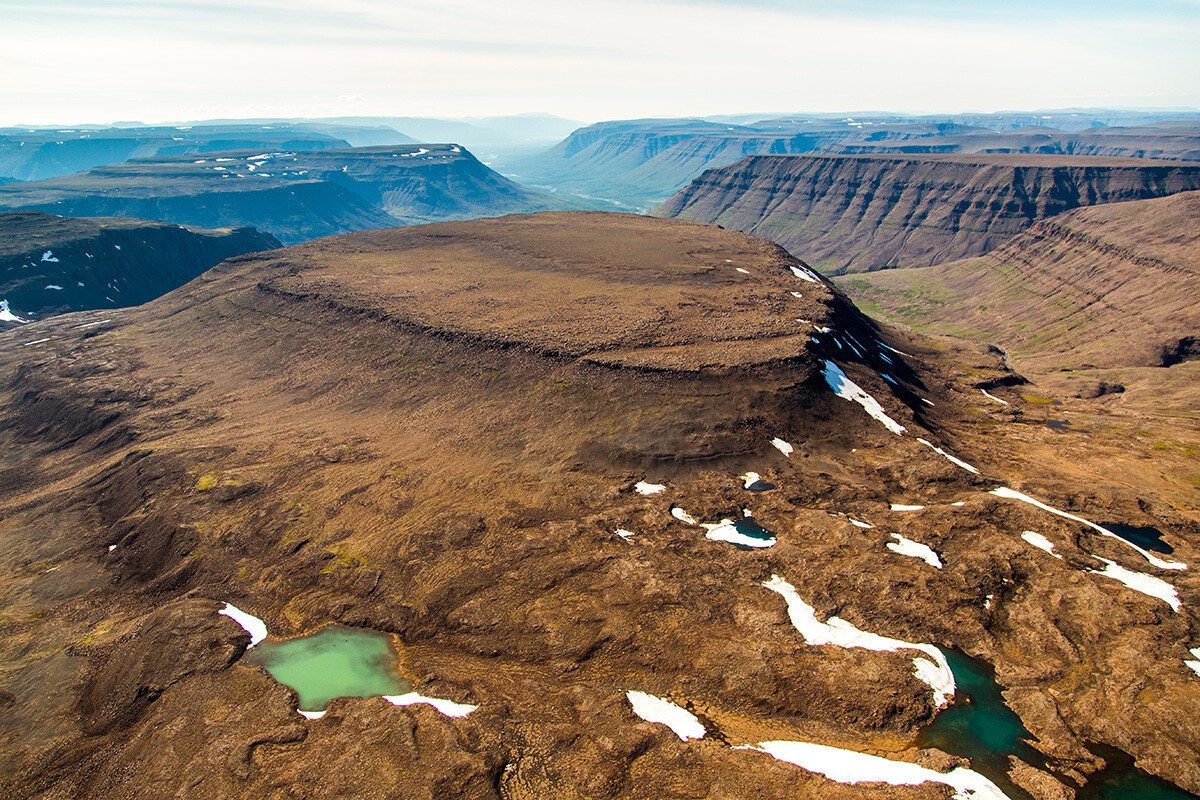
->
xmin=1 ymin=0 xmax=1196 ymax=125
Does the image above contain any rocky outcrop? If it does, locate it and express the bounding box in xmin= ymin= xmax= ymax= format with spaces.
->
xmin=654 ymin=153 xmax=1200 ymax=274
xmin=0 ymin=210 xmax=279 ymax=321
xmin=0 ymin=145 xmax=583 ymax=245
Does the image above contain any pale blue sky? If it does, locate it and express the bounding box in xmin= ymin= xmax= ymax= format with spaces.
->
xmin=3 ymin=0 xmax=1197 ymax=125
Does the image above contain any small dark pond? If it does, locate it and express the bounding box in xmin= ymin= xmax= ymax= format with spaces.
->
xmin=745 ymin=480 xmax=777 ymax=492
xmin=1046 ymin=419 xmax=1091 ymax=433
xmin=1099 ymin=522 xmax=1174 ymax=555
xmin=243 ymin=625 xmax=409 ymax=712
xmin=920 ymin=649 xmax=1199 ymax=800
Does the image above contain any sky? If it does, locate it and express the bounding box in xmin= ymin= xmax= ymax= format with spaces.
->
xmin=3 ymin=0 xmax=1199 ymax=126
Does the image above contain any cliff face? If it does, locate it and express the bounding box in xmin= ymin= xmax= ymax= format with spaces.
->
xmin=506 ymin=120 xmax=828 ymax=209
xmin=0 ymin=145 xmax=582 ymax=245
xmin=0 ymin=211 xmax=279 ymax=320
xmin=654 ymin=153 xmax=1200 ymax=274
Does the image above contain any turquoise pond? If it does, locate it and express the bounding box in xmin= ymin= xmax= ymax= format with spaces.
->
xmin=921 ymin=649 xmax=1198 ymax=800
xmin=243 ymin=625 xmax=409 ymax=712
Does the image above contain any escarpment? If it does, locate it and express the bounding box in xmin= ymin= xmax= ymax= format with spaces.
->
xmin=0 ymin=210 xmax=279 ymax=321
xmin=654 ymin=153 xmax=1200 ymax=274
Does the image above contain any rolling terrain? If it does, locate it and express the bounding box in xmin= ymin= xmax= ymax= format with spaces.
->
xmin=0 ymin=144 xmax=585 ymax=245
xmin=654 ymin=153 xmax=1200 ymax=274
xmin=1 ymin=212 xmax=1198 ymax=799
xmin=0 ymin=210 xmax=279 ymax=322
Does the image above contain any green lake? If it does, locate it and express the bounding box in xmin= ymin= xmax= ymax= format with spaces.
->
xmin=243 ymin=625 xmax=409 ymax=711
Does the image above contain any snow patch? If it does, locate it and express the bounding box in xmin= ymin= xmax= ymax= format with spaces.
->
xmin=298 ymin=709 xmax=326 ymax=720
xmin=671 ymin=507 xmax=698 ymax=526
xmin=763 ymin=575 xmax=954 ymax=707
xmin=790 ymin=291 xmax=803 ymax=299
xmin=44 ymin=284 xmax=63 ymax=290
xmin=218 ymin=603 xmax=267 ymax=647
xmin=770 ymin=437 xmax=794 ymax=457
xmin=746 ymin=740 xmax=1010 ymax=800
xmin=789 ymin=265 xmax=819 ymax=283
xmin=22 ymin=338 xmax=51 ymax=346
xmin=626 ymin=690 xmax=705 ymax=740
xmin=1021 ymin=531 xmax=1062 ymax=559
xmin=701 ymin=519 xmax=776 ymax=548
xmin=1186 ymin=648 xmax=1200 ymax=676
xmin=635 ymin=481 xmax=665 ymax=495
xmin=989 ymin=487 xmax=1186 ymax=570
xmin=73 ymin=319 xmax=112 ymax=329
xmin=981 ymin=389 xmax=1009 ymax=405
xmin=917 ymin=438 xmax=980 ymax=474
xmin=741 ymin=472 xmax=762 ymax=489
xmin=887 ymin=534 xmax=943 ymax=568
xmin=615 ymin=529 xmax=634 ymax=541
xmin=384 ymin=692 xmax=477 ymax=717
xmin=890 ymin=504 xmax=925 ymax=511
xmin=848 ymin=518 xmax=874 ymax=529
xmin=40 ymin=250 xmax=58 ymax=262
xmin=0 ymin=300 xmax=27 ymax=323
xmin=1090 ymin=557 xmax=1181 ymax=612
xmin=736 ymin=268 xmax=750 ymax=274
xmin=823 ymin=360 xmax=906 ymax=435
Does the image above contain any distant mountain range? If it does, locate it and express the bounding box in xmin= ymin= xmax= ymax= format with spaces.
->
xmin=0 ymin=144 xmax=592 ymax=245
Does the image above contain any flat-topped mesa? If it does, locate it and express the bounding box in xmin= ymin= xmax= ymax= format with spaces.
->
xmin=0 ymin=144 xmax=580 ymax=245
xmin=653 ymin=153 xmax=1200 ymax=274
xmin=244 ymin=211 xmax=846 ymax=370
xmin=122 ymin=212 xmax=930 ymax=468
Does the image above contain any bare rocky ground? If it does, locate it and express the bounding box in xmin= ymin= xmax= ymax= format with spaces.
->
xmin=0 ymin=212 xmax=1196 ymax=799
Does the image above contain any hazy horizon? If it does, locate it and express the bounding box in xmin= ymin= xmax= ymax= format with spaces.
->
xmin=4 ymin=0 xmax=1199 ymax=128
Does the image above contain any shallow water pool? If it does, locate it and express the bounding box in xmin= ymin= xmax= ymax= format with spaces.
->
xmin=243 ymin=625 xmax=409 ymax=712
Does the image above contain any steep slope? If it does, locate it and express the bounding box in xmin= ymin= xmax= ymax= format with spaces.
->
xmin=654 ymin=153 xmax=1200 ymax=274
xmin=0 ymin=123 xmax=364 ymax=182
xmin=0 ymin=210 xmax=279 ymax=321
xmin=1 ymin=212 xmax=1198 ymax=800
xmin=0 ymin=144 xmax=581 ymax=245
xmin=831 ymin=124 xmax=1200 ymax=161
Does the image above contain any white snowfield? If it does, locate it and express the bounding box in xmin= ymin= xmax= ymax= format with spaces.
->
xmin=1186 ymin=647 xmax=1200 ymax=676
xmin=890 ymin=504 xmax=925 ymax=511
xmin=384 ymin=692 xmax=477 ymax=717
xmin=218 ymin=602 xmax=267 ymax=647
xmin=298 ymin=709 xmax=326 ymax=720
xmin=989 ymin=487 xmax=1186 ymax=570
xmin=763 ymin=576 xmax=954 ymax=707
xmin=615 ymin=529 xmax=634 ymax=541
xmin=887 ymin=534 xmax=943 ymax=568
xmin=745 ymin=740 xmax=1011 ymax=800
xmin=980 ymin=389 xmax=1009 ymax=405
xmin=823 ymin=360 xmax=906 ymax=435
xmin=1021 ymin=531 xmax=1062 ymax=559
xmin=635 ymin=481 xmax=665 ymax=495
xmin=771 ymin=437 xmax=794 ymax=457
xmin=740 ymin=472 xmax=762 ymax=488
xmin=1089 ymin=557 xmax=1181 ymax=612
xmin=626 ymin=690 xmax=705 ymax=740
xmin=916 ymin=438 xmax=980 ymax=474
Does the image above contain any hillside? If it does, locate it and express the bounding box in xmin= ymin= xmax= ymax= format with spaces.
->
xmin=654 ymin=153 xmax=1200 ymax=274
xmin=838 ymin=190 xmax=1200 ymax=439
xmin=0 ymin=210 xmax=279 ymax=321
xmin=0 ymin=144 xmax=585 ymax=245
xmin=1 ymin=212 xmax=1198 ymax=799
